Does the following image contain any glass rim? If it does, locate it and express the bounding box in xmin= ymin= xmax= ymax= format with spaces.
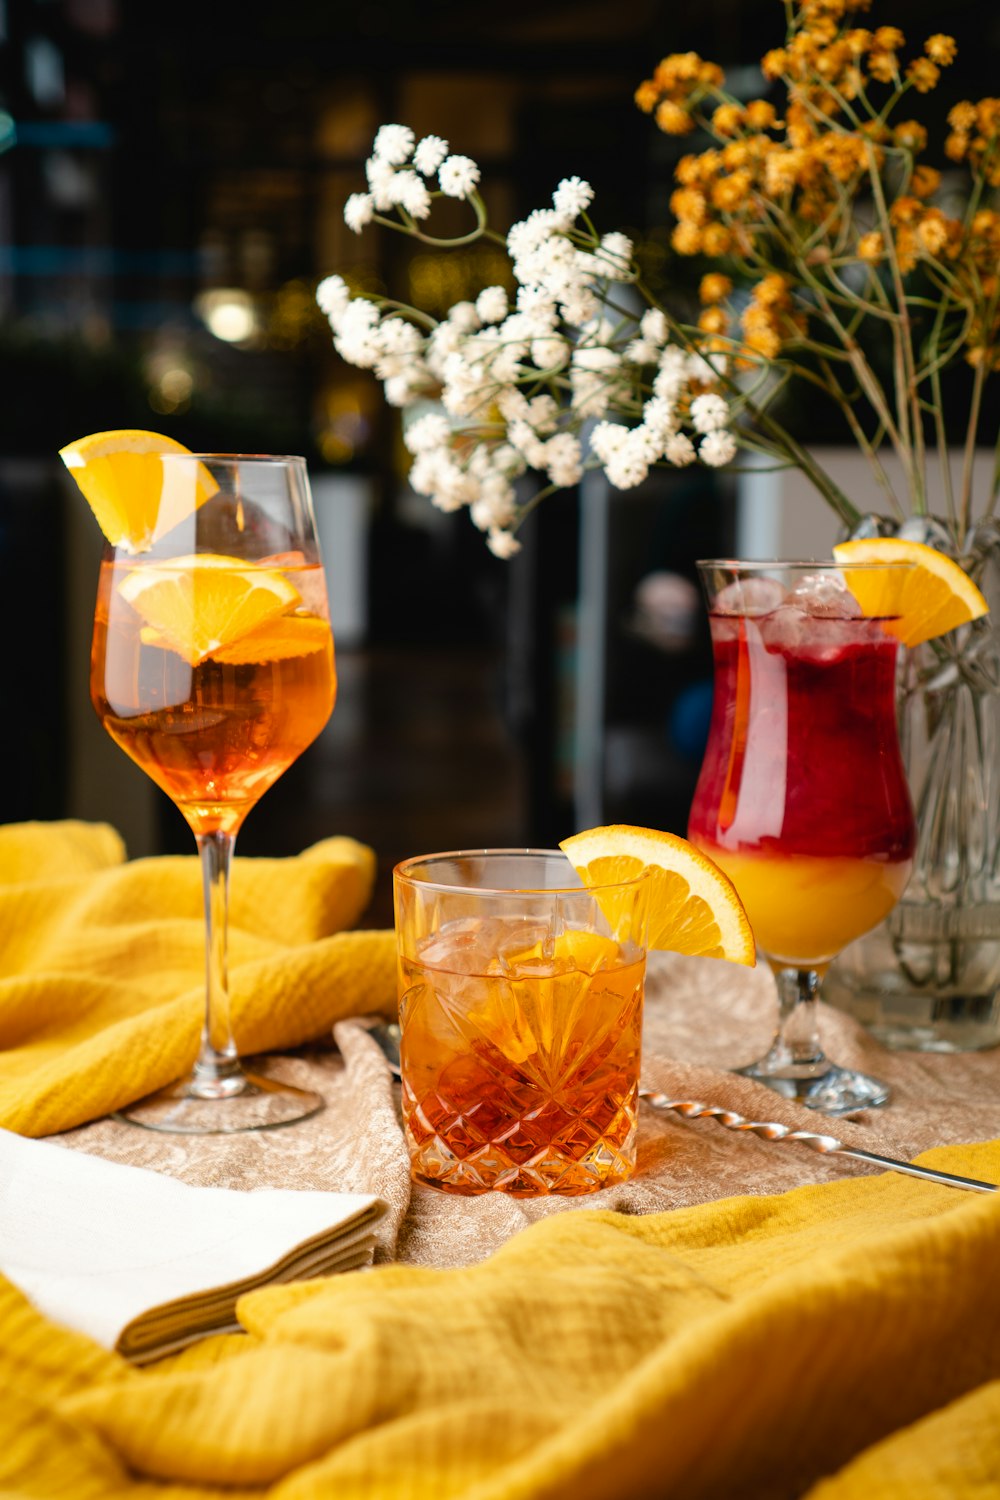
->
xmin=696 ymin=556 xmax=914 ymax=572
xmin=393 ymin=847 xmax=649 ymax=897
xmin=158 ymin=452 xmax=308 ymax=466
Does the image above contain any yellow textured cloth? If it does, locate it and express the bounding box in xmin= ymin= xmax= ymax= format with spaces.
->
xmin=3 ymin=1144 xmax=1000 ymax=1498
xmin=0 ymin=820 xmax=396 ymax=1135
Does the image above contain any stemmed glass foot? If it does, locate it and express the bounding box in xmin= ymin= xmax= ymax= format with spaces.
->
xmin=113 ymin=1062 xmax=323 ymax=1135
xmin=738 ymin=966 xmax=891 ymax=1116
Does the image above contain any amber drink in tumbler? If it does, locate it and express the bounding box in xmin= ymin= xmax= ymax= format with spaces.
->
xmin=394 ymin=851 xmax=648 ymax=1196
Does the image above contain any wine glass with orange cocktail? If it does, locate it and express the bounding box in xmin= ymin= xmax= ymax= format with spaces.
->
xmin=62 ymin=432 xmax=336 ymax=1133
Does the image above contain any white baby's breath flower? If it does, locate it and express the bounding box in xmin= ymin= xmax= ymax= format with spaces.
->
xmin=690 ymin=392 xmax=730 ymax=434
xmin=531 ymin=335 xmax=569 ymax=370
xmin=507 ymin=419 xmax=549 ymax=468
xmin=590 ymin=421 xmax=630 ymax=463
xmin=654 ymin=345 xmax=690 ymax=401
xmin=413 ymin=134 xmax=449 ymax=175
xmin=384 ymin=373 xmax=424 ymax=407
xmin=640 ymin=309 xmax=669 ymax=345
xmin=699 ymin=429 xmax=738 ymax=467
xmin=373 ymin=124 xmax=415 ymax=165
xmin=641 ymin=396 xmax=679 ymax=438
xmin=552 ymin=176 xmax=594 ymax=219
xmin=604 ymin=439 xmax=650 ymax=490
xmin=475 ymin=286 xmax=508 ymax=324
xmin=404 ymin=412 xmax=452 ymax=455
xmin=316 ymin=274 xmax=351 ymax=327
xmin=365 ymin=157 xmax=397 ymax=211
xmin=470 ymin=478 xmax=517 ymax=532
xmin=687 ymin=349 xmax=728 ymax=383
xmin=439 ymin=154 xmax=481 ymax=199
xmin=392 ymin=169 xmax=432 ymax=220
xmin=544 ymin=432 xmax=584 ymax=486
xmin=487 ymin=529 xmax=522 ymax=559
xmin=334 ymin=307 xmax=382 ymax=369
xmin=559 ymin=286 xmax=600 ymax=326
xmin=664 ymin=432 xmax=697 ymax=466
xmin=595 ymin=232 xmax=634 ymax=278
xmin=507 ymin=209 xmax=564 ymax=260
xmin=344 ymin=193 xmax=375 ymax=234
xmin=496 ymin=387 xmax=529 ymax=423
xmin=624 ymin=337 xmax=659 ymax=366
xmin=447 ymin=301 xmax=481 ymax=333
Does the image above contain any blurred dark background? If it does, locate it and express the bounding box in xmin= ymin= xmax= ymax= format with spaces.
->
xmin=1 ymin=0 xmax=995 ymax=921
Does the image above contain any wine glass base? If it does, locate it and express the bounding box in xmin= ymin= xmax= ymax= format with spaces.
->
xmin=736 ymin=1059 xmax=890 ymax=1116
xmin=113 ymin=1066 xmax=323 ymax=1135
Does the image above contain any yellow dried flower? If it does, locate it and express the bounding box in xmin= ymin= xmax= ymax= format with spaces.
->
xmin=745 ymin=100 xmax=779 ymax=129
xmin=890 ymin=196 xmax=924 ymax=226
xmin=844 ymin=28 xmax=872 ymax=52
xmin=924 ymin=35 xmax=957 ymax=66
xmin=722 ymin=141 xmax=752 ymax=170
xmin=743 ymin=326 xmax=783 ymax=359
xmin=977 ymin=100 xmax=1000 ymax=137
xmin=674 ymin=155 xmax=702 ymax=186
xmin=917 ymin=212 xmax=949 ymax=256
xmin=894 ymin=226 xmax=919 ymax=273
xmin=670 ymin=187 xmax=708 ymax=225
xmin=948 ymin=101 xmax=978 ymax=132
xmin=765 ymin=149 xmax=806 ymax=195
xmin=754 ymin=274 xmax=792 ymax=309
xmin=867 ymin=51 xmax=897 ymax=83
xmin=671 ymin=222 xmax=703 ymax=255
xmin=910 ymin=165 xmax=941 ymax=198
xmin=698 ymin=307 xmax=728 ymax=334
xmin=872 ymin=26 xmax=904 ymax=50
xmin=945 ymin=132 xmax=969 ymax=163
xmin=656 ymin=100 xmax=694 ymax=135
xmin=699 ymin=273 xmax=733 ymax=304
xmin=761 ymin=48 xmax=789 ymax=79
xmin=906 ymin=59 xmax=940 ymax=94
xmin=711 ymin=170 xmax=753 ymax=212
xmin=634 ymin=80 xmax=660 ymax=113
xmin=712 ymin=104 xmax=745 ymax=137
xmin=893 ymin=120 xmax=927 ymax=153
xmin=857 ymin=231 xmax=885 ymax=262
xmin=701 ymin=223 xmax=733 ymax=256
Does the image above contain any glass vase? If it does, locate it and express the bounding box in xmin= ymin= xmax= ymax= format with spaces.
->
xmin=825 ymin=518 xmax=1000 ymax=1051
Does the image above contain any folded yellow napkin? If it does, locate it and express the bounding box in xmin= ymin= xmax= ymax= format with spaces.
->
xmin=0 ymin=1127 xmax=386 ymax=1364
xmin=0 ymin=820 xmax=397 ymax=1135
xmin=2 ymin=1141 xmax=1000 ymax=1499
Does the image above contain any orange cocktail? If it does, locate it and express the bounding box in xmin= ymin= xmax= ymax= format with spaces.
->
xmin=394 ymin=851 xmax=648 ymax=1196
xmin=92 ymin=556 xmax=335 ymax=837
xmin=686 ymin=560 xmax=916 ymax=1113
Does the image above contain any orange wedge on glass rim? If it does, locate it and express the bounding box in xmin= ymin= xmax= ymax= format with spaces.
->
xmin=833 ymin=537 xmax=988 ymax=647
xmin=119 ymin=554 xmax=302 ymax=667
xmin=58 ymin=428 xmax=217 ymax=553
xmin=560 ymin=824 xmax=756 ymax=964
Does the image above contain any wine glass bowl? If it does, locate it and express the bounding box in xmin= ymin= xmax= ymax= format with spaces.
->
xmin=688 ymin=559 xmax=916 ymax=1114
xmin=90 ymin=454 xmax=336 ymax=1133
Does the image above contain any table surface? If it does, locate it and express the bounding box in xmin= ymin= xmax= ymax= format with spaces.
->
xmin=49 ymin=952 xmax=1000 ymax=1268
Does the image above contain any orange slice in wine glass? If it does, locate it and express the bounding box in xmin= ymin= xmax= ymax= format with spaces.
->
xmin=119 ymin=554 xmax=301 ymax=666
xmin=58 ymin=429 xmax=217 ymax=553
xmin=833 ymin=537 xmax=988 ymax=646
xmin=560 ymin=824 xmax=756 ymax=963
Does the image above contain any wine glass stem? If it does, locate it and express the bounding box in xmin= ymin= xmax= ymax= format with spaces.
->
xmin=773 ymin=967 xmax=826 ymax=1068
xmin=194 ymin=829 xmax=241 ymax=1089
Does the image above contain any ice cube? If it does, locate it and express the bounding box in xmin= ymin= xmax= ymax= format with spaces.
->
xmin=789 ymin=573 xmax=861 ymax=619
xmin=713 ymin=577 xmax=786 ymax=616
xmin=759 ymin=604 xmax=810 ymax=655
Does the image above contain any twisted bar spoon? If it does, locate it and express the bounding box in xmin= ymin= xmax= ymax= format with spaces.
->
xmin=639 ymin=1089 xmax=998 ymax=1194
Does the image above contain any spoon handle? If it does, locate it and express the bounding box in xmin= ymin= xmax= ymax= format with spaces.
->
xmin=639 ymin=1089 xmax=998 ymax=1195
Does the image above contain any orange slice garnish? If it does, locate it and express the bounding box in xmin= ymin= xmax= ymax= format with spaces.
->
xmin=833 ymin=538 xmax=988 ymax=647
xmin=560 ymin=823 xmax=756 ymax=964
xmin=59 ymin=429 xmax=217 ymax=552
xmin=119 ymin=554 xmax=300 ymax=667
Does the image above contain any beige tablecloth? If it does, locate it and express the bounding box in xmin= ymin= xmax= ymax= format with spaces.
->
xmin=49 ymin=952 xmax=1000 ymax=1265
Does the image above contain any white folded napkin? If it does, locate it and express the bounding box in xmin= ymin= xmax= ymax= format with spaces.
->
xmin=0 ymin=1128 xmax=386 ymax=1363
